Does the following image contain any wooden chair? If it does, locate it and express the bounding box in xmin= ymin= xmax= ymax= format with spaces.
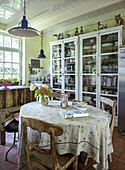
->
xmin=84 ymin=97 xmax=115 ymax=166
xmin=21 ymin=117 xmax=78 ymax=170
xmin=49 ymin=93 xmax=62 ymax=98
xmin=49 ymin=93 xmax=70 ymax=99
xmin=2 ymin=108 xmax=20 ymax=161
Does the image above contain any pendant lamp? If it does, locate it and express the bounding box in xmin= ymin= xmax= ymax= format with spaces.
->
xmin=8 ymin=0 xmax=39 ymax=37
xmin=37 ymin=31 xmax=47 ymax=59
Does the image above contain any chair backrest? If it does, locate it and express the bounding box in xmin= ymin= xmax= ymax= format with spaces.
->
xmin=49 ymin=93 xmax=62 ymax=98
xmin=21 ymin=117 xmax=63 ymax=169
xmin=49 ymin=93 xmax=70 ymax=98
xmin=100 ymin=97 xmax=115 ymax=136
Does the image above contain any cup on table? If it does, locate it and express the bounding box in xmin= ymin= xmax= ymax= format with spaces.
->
xmin=72 ymin=99 xmax=78 ymax=106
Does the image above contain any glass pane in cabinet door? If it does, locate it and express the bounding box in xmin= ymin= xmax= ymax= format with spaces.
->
xmin=65 ymin=58 xmax=75 ymax=74
xmin=82 ymin=75 xmax=96 ymax=93
xmin=52 ymin=75 xmax=62 ymax=89
xmin=52 ymin=60 xmax=61 ymax=74
xmin=52 ymin=44 xmax=61 ymax=59
xmin=66 ymin=92 xmax=75 ymax=101
xmin=65 ymin=41 xmax=75 ymax=58
xmin=83 ymin=56 xmax=96 ymax=73
xmin=83 ymin=37 xmax=96 ymax=55
xmin=101 ymin=33 xmax=118 ymax=53
xmin=101 ymin=75 xmax=118 ymax=95
xmin=82 ymin=93 xmax=96 ymax=107
xmin=65 ymin=75 xmax=75 ymax=90
xmin=101 ymin=54 xmax=118 ymax=73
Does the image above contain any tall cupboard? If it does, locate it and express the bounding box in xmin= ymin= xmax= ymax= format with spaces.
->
xmin=79 ymin=26 xmax=125 ymax=126
xmin=50 ymin=26 xmax=125 ymax=126
xmin=50 ymin=36 xmax=79 ymax=100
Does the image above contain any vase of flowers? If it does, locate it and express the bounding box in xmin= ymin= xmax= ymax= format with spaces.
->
xmin=30 ymin=84 xmax=53 ymax=106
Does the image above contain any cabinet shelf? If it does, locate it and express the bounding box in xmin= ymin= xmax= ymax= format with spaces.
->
xmin=101 ymin=38 xmax=118 ymax=43
xmin=84 ymin=42 xmax=96 ymax=45
xmin=66 ymin=62 xmax=75 ymax=65
xmin=65 ymin=46 xmax=75 ymax=49
xmin=83 ymin=85 xmax=96 ymax=87
xmin=101 ymin=93 xmax=118 ymax=97
xmin=66 ymin=83 xmax=75 ymax=86
xmin=101 ymin=58 xmax=117 ymax=62
xmin=66 ymin=70 xmax=75 ymax=73
xmin=83 ymin=49 xmax=96 ymax=52
xmin=64 ymin=56 xmax=75 ymax=59
xmin=54 ymin=83 xmax=61 ymax=85
xmin=64 ymin=89 xmax=75 ymax=92
xmin=52 ymin=56 xmax=61 ymax=59
xmin=101 ymin=46 xmax=118 ymax=52
xmin=101 ymin=86 xmax=117 ymax=89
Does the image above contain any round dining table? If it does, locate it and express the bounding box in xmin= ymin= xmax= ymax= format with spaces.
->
xmin=18 ymin=101 xmax=113 ymax=170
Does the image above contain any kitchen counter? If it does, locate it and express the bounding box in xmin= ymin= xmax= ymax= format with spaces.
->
xmin=29 ymin=81 xmax=50 ymax=86
xmin=0 ymin=85 xmax=30 ymax=90
xmin=0 ymin=85 xmax=35 ymax=144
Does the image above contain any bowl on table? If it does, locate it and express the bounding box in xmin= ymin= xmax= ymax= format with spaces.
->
xmin=78 ymin=102 xmax=87 ymax=107
xmin=75 ymin=102 xmax=87 ymax=111
xmin=0 ymin=83 xmax=13 ymax=89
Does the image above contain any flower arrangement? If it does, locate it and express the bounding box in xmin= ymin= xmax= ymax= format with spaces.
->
xmin=30 ymin=84 xmax=53 ymax=105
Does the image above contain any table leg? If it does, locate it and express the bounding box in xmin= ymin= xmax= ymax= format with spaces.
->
xmin=0 ymin=131 xmax=5 ymax=145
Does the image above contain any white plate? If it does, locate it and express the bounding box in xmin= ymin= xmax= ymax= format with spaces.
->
xmin=83 ymin=46 xmax=92 ymax=49
xmin=102 ymin=43 xmax=113 ymax=47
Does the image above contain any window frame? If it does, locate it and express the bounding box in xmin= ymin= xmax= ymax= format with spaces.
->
xmin=0 ymin=32 xmax=21 ymax=81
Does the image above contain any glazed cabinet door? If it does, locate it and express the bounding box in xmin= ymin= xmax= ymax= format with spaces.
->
xmin=99 ymin=29 xmax=120 ymax=125
xmin=63 ymin=37 xmax=79 ymax=100
xmin=50 ymin=40 xmax=63 ymax=93
xmin=79 ymin=34 xmax=98 ymax=107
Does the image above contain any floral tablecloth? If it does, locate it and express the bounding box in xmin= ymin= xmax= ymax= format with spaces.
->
xmin=18 ymin=101 xmax=113 ymax=170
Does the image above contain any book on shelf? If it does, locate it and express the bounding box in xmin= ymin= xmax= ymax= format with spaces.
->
xmin=60 ymin=110 xmax=89 ymax=119
xmin=101 ymin=76 xmax=117 ymax=87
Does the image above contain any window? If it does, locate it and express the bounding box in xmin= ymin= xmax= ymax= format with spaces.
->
xmin=0 ymin=33 xmax=21 ymax=81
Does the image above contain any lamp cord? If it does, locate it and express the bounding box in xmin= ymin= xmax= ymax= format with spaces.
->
xmin=41 ymin=31 xmax=43 ymax=49
xmin=24 ymin=0 xmax=26 ymax=16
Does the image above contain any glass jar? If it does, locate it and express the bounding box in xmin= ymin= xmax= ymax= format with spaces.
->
xmin=60 ymin=94 xmax=68 ymax=109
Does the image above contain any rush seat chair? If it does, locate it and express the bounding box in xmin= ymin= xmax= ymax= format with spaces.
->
xmin=21 ymin=117 xmax=78 ymax=170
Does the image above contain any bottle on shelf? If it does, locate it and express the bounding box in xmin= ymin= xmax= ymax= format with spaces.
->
xmin=75 ymin=27 xmax=79 ymax=36
xmin=80 ymin=26 xmax=84 ymax=34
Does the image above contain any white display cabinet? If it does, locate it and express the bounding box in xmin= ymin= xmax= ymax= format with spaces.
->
xmin=79 ymin=26 xmax=125 ymax=126
xmin=50 ymin=36 xmax=79 ymax=100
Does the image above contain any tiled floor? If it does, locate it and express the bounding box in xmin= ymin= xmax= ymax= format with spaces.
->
xmin=0 ymin=117 xmax=125 ymax=170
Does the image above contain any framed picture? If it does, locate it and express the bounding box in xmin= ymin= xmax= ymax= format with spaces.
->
xmin=31 ymin=59 xmax=40 ymax=68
